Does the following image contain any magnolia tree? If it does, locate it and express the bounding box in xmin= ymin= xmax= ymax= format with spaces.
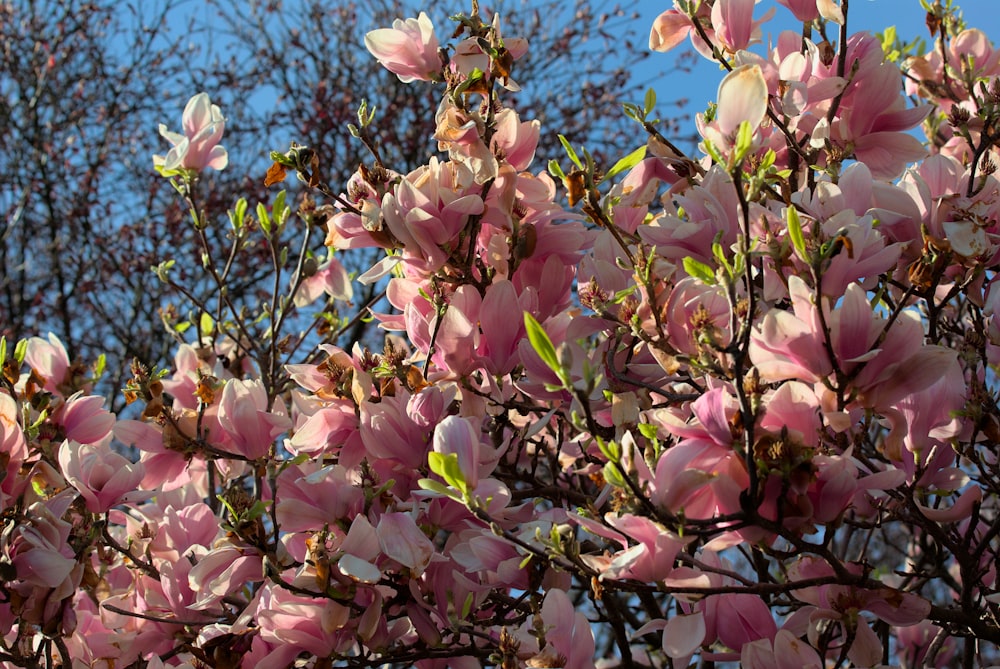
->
xmin=3 ymin=0 xmax=1000 ymax=667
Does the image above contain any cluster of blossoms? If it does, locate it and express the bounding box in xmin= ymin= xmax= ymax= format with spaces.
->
xmin=5 ymin=0 xmax=1000 ymax=667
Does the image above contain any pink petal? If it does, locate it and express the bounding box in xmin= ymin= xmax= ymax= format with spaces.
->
xmin=662 ymin=611 xmax=706 ymax=658
xmin=717 ymin=64 xmax=768 ymax=136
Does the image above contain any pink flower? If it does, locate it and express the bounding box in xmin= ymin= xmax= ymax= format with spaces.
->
xmin=365 ymin=12 xmax=441 ymax=83
xmin=741 ymin=629 xmax=823 ymax=668
xmin=217 ymin=379 xmax=291 ymax=460
xmin=711 ymin=0 xmax=775 ymax=54
xmin=0 ymin=393 xmax=29 ymax=501
xmin=775 ymin=0 xmax=821 ymax=22
xmin=790 ymin=557 xmax=931 ymax=667
xmin=275 ymin=463 xmax=364 ymax=536
xmin=60 ymin=393 xmax=115 ymax=445
xmin=601 ymin=513 xmax=687 ymax=582
xmin=58 ymin=440 xmax=146 ymax=513
xmin=292 ymin=255 xmax=353 ymax=308
xmin=895 ymin=620 xmax=958 ymax=668
xmin=751 ymin=276 xmax=957 ymax=411
xmin=639 ymin=166 xmax=742 ymax=268
xmin=432 ymin=415 xmax=485 ymax=490
xmin=517 ymin=589 xmax=596 ymax=669
xmin=377 ymin=512 xmax=434 ymax=575
xmin=256 ymin=585 xmax=351 ymax=669
xmin=154 ymin=93 xmax=228 ymax=173
xmin=381 ymin=158 xmax=485 ymax=273
xmin=649 ymin=3 xmax=714 ymax=59
xmin=23 ymin=333 xmax=71 ymax=396
xmin=645 ymin=388 xmax=748 ymax=521
xmin=698 ymin=64 xmax=769 ymax=163
xmin=187 ymin=544 xmax=262 ymax=610
xmin=5 ymin=493 xmax=79 ymax=594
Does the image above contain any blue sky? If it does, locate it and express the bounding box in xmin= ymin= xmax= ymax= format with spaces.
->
xmin=634 ymin=0 xmax=999 ymax=136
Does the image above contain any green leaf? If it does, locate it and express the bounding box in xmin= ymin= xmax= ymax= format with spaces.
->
xmin=758 ymin=149 xmax=776 ymax=172
xmin=460 ymin=592 xmax=475 ymax=620
xmin=637 ymin=422 xmax=659 ymax=441
xmin=682 ymin=256 xmax=716 ymax=284
xmin=229 ymin=197 xmax=248 ymax=232
xmin=257 ymin=202 xmax=271 ymax=235
xmin=597 ymin=437 xmax=622 ymax=464
xmin=152 ymin=259 xmax=175 ymax=282
xmin=217 ymin=494 xmax=238 ymax=519
xmin=603 ymin=146 xmax=647 ymax=182
xmin=93 ymin=353 xmax=106 ymax=380
xmin=245 ymin=499 xmax=271 ymax=522
xmin=428 ymin=452 xmax=469 ymax=496
xmin=603 ymin=461 xmax=627 ymax=488
xmin=13 ymin=339 xmax=28 ymax=366
xmin=711 ymin=238 xmax=733 ymax=277
xmin=0 ymin=337 xmax=6 ymax=367
xmin=199 ymin=312 xmax=215 ymax=337
xmin=732 ymin=119 xmax=755 ymax=165
xmin=702 ymin=138 xmax=724 ymax=165
xmin=611 ymin=285 xmax=637 ymax=303
xmin=523 ymin=312 xmax=564 ymax=383
xmin=417 ymin=478 xmax=465 ymax=502
xmin=558 ymin=134 xmax=584 ymax=170
xmin=644 ymin=87 xmax=657 ymax=116
xmin=786 ymin=206 xmax=807 ymax=260
xmin=273 ymin=190 xmax=288 ymax=229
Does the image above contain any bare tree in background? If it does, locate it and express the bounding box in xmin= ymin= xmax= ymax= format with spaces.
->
xmin=0 ymin=0 xmax=693 ymax=408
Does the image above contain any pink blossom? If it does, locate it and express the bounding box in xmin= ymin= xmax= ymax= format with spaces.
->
xmin=217 ymin=378 xmax=291 ymax=460
xmin=23 ymin=333 xmax=71 ymax=396
xmin=449 ymin=531 xmax=529 ymax=590
xmin=645 ymin=388 xmax=748 ymax=520
xmin=187 ymin=544 xmax=262 ymax=610
xmin=154 ymin=93 xmax=227 ymax=173
xmin=5 ymin=493 xmax=79 ymax=594
xmin=381 ymin=157 xmax=485 ymax=272
xmin=432 ymin=414 xmax=485 ymax=490
xmin=661 ymin=277 xmax=733 ymax=357
xmin=274 ymin=463 xmax=364 ymax=536
xmin=292 ymin=255 xmax=353 ymax=308
xmin=0 ymin=393 xmax=28 ymax=501
xmin=790 ymin=557 xmax=931 ymax=666
xmin=699 ymin=63 xmax=770 ymax=162
xmin=113 ymin=418 xmax=191 ymax=491
xmin=659 ymin=612 xmax=707 ymax=659
xmin=518 ymin=589 xmax=596 ymax=669
xmin=407 ymin=384 xmax=457 ymax=427
xmin=60 ymin=392 xmax=115 ymax=445
xmin=751 ymin=276 xmax=957 ymax=411
xmin=649 ymin=3 xmax=714 ymax=59
xmin=775 ymin=0 xmax=821 ymax=22
xmin=640 ymin=165 xmax=742 ymax=268
xmin=285 ymin=401 xmax=361 ymax=458
xmin=365 ymin=12 xmax=441 ymax=83
xmin=601 ymin=513 xmax=687 ymax=582
xmin=58 ymin=439 xmax=146 ymax=513
xmin=895 ymin=620 xmax=958 ymax=668
xmin=359 ymin=390 xmax=432 ymax=474
xmin=256 ymin=584 xmax=351 ymax=669
xmin=377 ymin=512 xmax=434 ymax=575
xmin=711 ymin=0 xmax=775 ymax=54
xmin=704 ymin=593 xmax=777 ymax=652
xmin=741 ymin=629 xmax=823 ymax=668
